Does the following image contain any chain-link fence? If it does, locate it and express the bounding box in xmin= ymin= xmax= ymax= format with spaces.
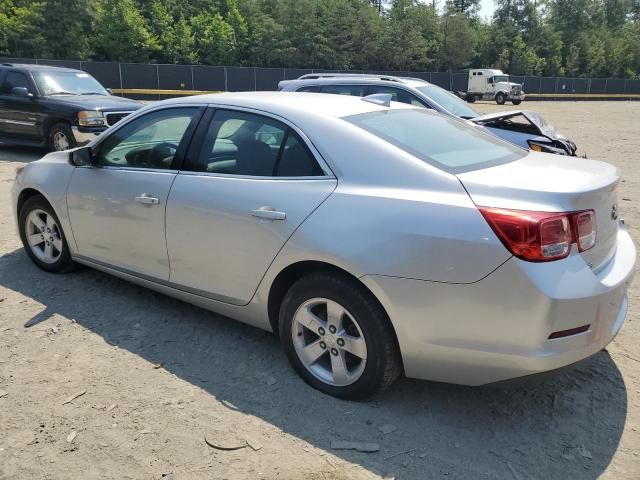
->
xmin=2 ymin=57 xmax=639 ymax=99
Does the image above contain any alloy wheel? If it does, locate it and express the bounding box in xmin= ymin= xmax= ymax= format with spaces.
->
xmin=24 ymin=209 xmax=63 ymax=264
xmin=291 ymin=297 xmax=368 ymax=387
xmin=53 ymin=131 xmax=70 ymax=151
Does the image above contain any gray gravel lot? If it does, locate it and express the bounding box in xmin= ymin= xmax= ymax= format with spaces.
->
xmin=0 ymin=101 xmax=639 ymax=480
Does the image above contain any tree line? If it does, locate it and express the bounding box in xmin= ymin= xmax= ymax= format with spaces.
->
xmin=1 ymin=0 xmax=639 ymax=78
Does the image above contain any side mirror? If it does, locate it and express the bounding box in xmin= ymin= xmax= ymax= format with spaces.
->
xmin=106 ymin=88 xmax=113 ymax=95
xmin=70 ymin=146 xmax=94 ymax=167
xmin=12 ymin=86 xmax=33 ymax=98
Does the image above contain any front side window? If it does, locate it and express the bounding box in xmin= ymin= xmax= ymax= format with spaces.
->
xmin=95 ymin=107 xmax=198 ymax=170
xmin=416 ymin=86 xmax=479 ymax=119
xmin=193 ymin=110 xmax=323 ymax=177
xmin=2 ymin=72 xmax=30 ymax=94
xmin=34 ymin=70 xmax=108 ymax=96
xmin=345 ymin=108 xmax=525 ymax=173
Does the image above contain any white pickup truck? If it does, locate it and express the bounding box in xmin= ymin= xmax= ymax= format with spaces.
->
xmin=461 ymin=69 xmax=525 ymax=105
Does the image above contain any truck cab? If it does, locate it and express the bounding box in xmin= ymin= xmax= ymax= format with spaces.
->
xmin=466 ymin=69 xmax=525 ymax=105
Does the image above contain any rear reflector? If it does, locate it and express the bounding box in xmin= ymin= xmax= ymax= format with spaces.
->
xmin=478 ymin=207 xmax=596 ymax=262
xmin=548 ymin=324 xmax=590 ymax=339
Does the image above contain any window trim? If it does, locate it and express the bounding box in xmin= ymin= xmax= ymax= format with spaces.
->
xmin=182 ymin=105 xmax=335 ymax=180
xmin=88 ymin=105 xmax=205 ymax=172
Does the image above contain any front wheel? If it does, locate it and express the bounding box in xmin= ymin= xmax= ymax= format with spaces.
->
xmin=48 ymin=122 xmax=76 ymax=152
xmin=279 ymin=272 xmax=402 ymax=399
xmin=495 ymin=92 xmax=507 ymax=105
xmin=512 ymin=99 xmax=522 ymax=105
xmin=19 ymin=195 xmax=74 ymax=273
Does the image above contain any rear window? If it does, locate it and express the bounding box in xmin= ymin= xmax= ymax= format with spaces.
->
xmin=344 ymin=108 xmax=525 ymax=173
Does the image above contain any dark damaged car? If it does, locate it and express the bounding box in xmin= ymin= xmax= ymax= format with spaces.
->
xmin=0 ymin=64 xmax=143 ymax=152
xmin=279 ymin=73 xmax=579 ymax=156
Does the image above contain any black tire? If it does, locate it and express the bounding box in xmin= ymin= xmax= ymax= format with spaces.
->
xmin=18 ymin=195 xmax=75 ymax=273
xmin=465 ymin=95 xmax=476 ymax=103
xmin=279 ymin=272 xmax=402 ymax=400
xmin=48 ymin=122 xmax=76 ymax=152
xmin=495 ymin=92 xmax=507 ymax=105
xmin=512 ymin=99 xmax=522 ymax=105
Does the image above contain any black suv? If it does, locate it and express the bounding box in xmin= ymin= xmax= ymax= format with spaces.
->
xmin=0 ymin=64 xmax=143 ymax=151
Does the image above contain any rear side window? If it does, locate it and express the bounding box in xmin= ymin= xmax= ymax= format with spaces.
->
xmin=319 ymin=85 xmax=366 ymax=96
xmin=345 ymin=109 xmax=525 ymax=173
xmin=367 ymin=85 xmax=424 ymax=107
xmin=193 ymin=110 xmax=324 ymax=177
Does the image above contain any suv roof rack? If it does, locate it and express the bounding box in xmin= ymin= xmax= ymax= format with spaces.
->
xmin=297 ymin=73 xmax=406 ymax=83
xmin=1 ymin=63 xmax=15 ymax=67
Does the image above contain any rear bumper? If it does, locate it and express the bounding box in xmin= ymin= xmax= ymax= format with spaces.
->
xmin=362 ymin=226 xmax=635 ymax=385
xmin=71 ymin=126 xmax=106 ymax=146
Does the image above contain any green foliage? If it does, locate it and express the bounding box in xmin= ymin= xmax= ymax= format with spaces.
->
xmin=0 ymin=0 xmax=637 ymax=77
xmin=92 ymin=0 xmax=158 ymax=62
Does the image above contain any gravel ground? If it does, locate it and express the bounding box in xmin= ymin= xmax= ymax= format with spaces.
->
xmin=0 ymin=101 xmax=639 ymax=480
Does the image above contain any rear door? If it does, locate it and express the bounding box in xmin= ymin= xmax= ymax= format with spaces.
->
xmin=166 ymin=107 xmax=337 ymax=305
xmin=0 ymin=70 xmax=41 ymax=140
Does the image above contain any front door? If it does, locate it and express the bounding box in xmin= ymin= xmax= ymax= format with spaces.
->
xmin=0 ymin=71 xmax=41 ymax=141
xmin=166 ymin=108 xmax=337 ymax=305
xmin=67 ymin=106 xmax=202 ymax=279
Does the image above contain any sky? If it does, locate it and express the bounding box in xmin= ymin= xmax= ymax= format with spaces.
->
xmin=478 ymin=0 xmax=496 ymax=20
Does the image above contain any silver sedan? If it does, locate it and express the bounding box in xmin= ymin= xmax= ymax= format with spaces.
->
xmin=12 ymin=92 xmax=636 ymax=399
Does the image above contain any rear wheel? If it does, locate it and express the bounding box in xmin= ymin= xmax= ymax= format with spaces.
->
xmin=465 ymin=94 xmax=476 ymax=103
xmin=495 ymin=92 xmax=507 ymax=105
xmin=279 ymin=272 xmax=401 ymax=399
xmin=512 ymin=99 xmax=522 ymax=105
xmin=19 ymin=195 xmax=74 ymax=273
xmin=48 ymin=122 xmax=76 ymax=152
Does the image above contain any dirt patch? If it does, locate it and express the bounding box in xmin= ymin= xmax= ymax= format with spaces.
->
xmin=1 ymin=102 xmax=639 ymax=479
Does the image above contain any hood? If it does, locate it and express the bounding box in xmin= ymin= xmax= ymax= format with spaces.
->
xmin=471 ymin=110 xmax=577 ymax=155
xmin=44 ymin=95 xmax=144 ymax=112
xmin=472 ymin=110 xmax=558 ymax=137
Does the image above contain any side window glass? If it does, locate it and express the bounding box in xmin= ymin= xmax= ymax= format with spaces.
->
xmin=194 ymin=110 xmax=323 ymax=177
xmin=95 ymin=107 xmax=198 ymax=170
xmin=319 ymin=85 xmax=366 ymax=97
xmin=297 ymin=86 xmax=320 ymax=92
xmin=276 ymin=133 xmax=323 ymax=177
xmin=4 ymin=72 xmax=30 ymax=94
xmin=367 ymin=86 xmax=412 ymax=105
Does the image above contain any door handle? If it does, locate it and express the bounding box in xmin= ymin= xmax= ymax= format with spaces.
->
xmin=252 ymin=206 xmax=286 ymax=221
xmin=135 ymin=194 xmax=160 ymax=205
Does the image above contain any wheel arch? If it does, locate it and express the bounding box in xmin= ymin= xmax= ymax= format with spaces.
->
xmin=17 ymin=187 xmax=49 ymax=218
xmin=266 ymin=260 xmax=402 ymax=364
xmin=43 ymin=116 xmax=72 ymax=136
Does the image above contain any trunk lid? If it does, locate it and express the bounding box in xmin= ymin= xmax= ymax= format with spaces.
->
xmin=457 ymin=152 xmax=620 ymax=271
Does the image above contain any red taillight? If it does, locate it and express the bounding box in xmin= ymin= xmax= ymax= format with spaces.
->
xmin=479 ymin=207 xmax=596 ymax=262
xmin=574 ymin=210 xmax=596 ymax=252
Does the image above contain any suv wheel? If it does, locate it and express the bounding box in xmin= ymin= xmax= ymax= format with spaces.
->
xmin=19 ymin=195 xmax=74 ymax=273
xmin=279 ymin=272 xmax=401 ymax=399
xmin=495 ymin=92 xmax=507 ymax=105
xmin=48 ymin=123 xmax=76 ymax=152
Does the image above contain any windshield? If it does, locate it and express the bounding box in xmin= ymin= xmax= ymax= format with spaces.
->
xmin=416 ymin=86 xmax=478 ymax=119
xmin=493 ymin=75 xmax=509 ymax=83
xmin=34 ymin=70 xmax=108 ymax=96
xmin=345 ymin=109 xmax=525 ymax=173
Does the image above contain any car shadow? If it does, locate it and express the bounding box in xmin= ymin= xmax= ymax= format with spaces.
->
xmin=0 ymin=144 xmax=48 ymax=163
xmin=0 ymin=248 xmax=627 ymax=479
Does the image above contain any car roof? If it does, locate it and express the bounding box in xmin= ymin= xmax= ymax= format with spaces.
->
xmin=282 ymin=74 xmax=433 ymax=89
xmin=160 ymin=91 xmax=416 ymax=120
xmin=0 ymin=63 xmax=84 ymax=74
